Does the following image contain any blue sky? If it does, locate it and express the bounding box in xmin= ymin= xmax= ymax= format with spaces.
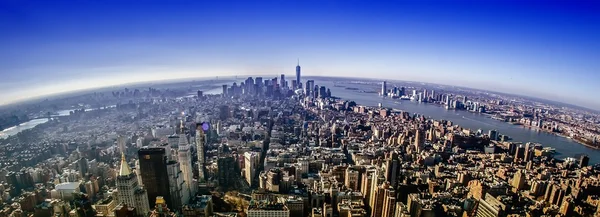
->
xmin=1 ymin=0 xmax=599 ymax=109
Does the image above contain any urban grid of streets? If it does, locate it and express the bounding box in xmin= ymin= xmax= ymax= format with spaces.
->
xmin=0 ymin=75 xmax=600 ymax=217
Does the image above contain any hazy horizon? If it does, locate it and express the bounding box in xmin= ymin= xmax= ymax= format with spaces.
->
xmin=1 ymin=0 xmax=599 ymax=109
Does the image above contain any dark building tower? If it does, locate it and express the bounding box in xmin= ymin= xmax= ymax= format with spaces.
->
xmin=138 ymin=147 xmax=172 ymax=209
xmin=580 ymin=155 xmax=590 ymax=168
xmin=385 ymin=152 xmax=399 ymax=188
xmin=381 ymin=81 xmax=387 ymax=96
xmin=77 ymin=157 xmax=88 ymax=177
xmin=221 ymin=85 xmax=228 ymax=97
xmin=219 ymin=105 xmax=230 ymax=121
xmin=280 ymin=74 xmax=286 ymax=88
xmin=319 ymin=86 xmax=327 ymax=98
xmin=296 ymin=59 xmax=301 ymax=89
xmin=217 ymin=155 xmax=237 ymax=190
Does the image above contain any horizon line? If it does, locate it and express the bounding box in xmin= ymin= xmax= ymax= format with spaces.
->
xmin=1 ymin=74 xmax=598 ymax=113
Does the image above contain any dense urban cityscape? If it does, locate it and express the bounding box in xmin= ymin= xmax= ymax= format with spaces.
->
xmin=0 ymin=61 xmax=599 ymax=217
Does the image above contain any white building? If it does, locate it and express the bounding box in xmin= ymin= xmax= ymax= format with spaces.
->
xmin=244 ymin=152 xmax=260 ymax=186
xmin=167 ymin=160 xmax=186 ymax=208
xmin=178 ymin=144 xmax=196 ymax=200
xmin=116 ymin=153 xmax=150 ymax=216
xmin=54 ymin=182 xmax=80 ymax=201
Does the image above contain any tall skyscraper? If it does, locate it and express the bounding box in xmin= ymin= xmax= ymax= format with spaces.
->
xmin=166 ymin=160 xmax=185 ymax=209
xmin=196 ymin=124 xmax=207 ymax=182
xmin=280 ymin=74 xmax=286 ymax=89
xmin=381 ymin=81 xmax=387 ymax=96
xmin=222 ymin=85 xmax=228 ymax=97
xmin=414 ymin=129 xmax=425 ymax=152
xmin=296 ymin=59 xmax=301 ymax=89
xmin=178 ymin=145 xmax=196 ymax=200
xmin=138 ymin=147 xmax=172 ymax=209
xmin=116 ymin=153 xmax=150 ymax=216
xmin=580 ymin=155 xmax=590 ymax=168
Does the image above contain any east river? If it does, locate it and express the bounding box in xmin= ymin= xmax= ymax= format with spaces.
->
xmin=2 ymin=78 xmax=599 ymax=164
xmin=317 ymin=79 xmax=600 ymax=164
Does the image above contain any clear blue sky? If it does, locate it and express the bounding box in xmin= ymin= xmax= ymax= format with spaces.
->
xmin=1 ymin=0 xmax=599 ymax=109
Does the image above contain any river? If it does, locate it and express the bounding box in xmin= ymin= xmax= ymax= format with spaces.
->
xmin=315 ymin=79 xmax=600 ymax=164
xmin=3 ymin=79 xmax=598 ymax=164
xmin=0 ymin=105 xmax=116 ymax=139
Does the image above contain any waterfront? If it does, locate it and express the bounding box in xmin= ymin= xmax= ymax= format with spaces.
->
xmin=0 ymin=119 xmax=49 ymax=139
xmin=0 ymin=105 xmax=117 ymax=139
xmin=3 ymin=78 xmax=598 ymax=164
xmin=316 ymin=79 xmax=600 ymax=164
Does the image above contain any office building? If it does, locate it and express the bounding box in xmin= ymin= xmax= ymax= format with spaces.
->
xmin=296 ymin=59 xmax=301 ymax=89
xmin=476 ymin=193 xmax=506 ymax=217
xmin=222 ymin=85 xmax=228 ymax=97
xmin=116 ymin=153 xmax=150 ymax=217
xmin=245 ymin=152 xmax=260 ymax=187
xmin=381 ymin=81 xmax=387 ymax=96
xmin=512 ymin=170 xmax=526 ymax=192
xmin=580 ymin=155 xmax=590 ymax=167
xmin=247 ymin=200 xmax=290 ymax=217
xmin=196 ymin=124 xmax=207 ymax=182
xmin=138 ymin=147 xmax=172 ymax=209
xmin=217 ymin=155 xmax=237 ymax=188
xmin=166 ymin=160 xmax=185 ymax=209
xmin=178 ymin=145 xmax=196 ymax=198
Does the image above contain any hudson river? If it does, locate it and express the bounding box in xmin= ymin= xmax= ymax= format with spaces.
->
xmin=2 ymin=79 xmax=598 ymax=164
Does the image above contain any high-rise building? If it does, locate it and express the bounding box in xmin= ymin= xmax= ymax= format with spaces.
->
xmin=116 ymin=153 xmax=150 ymax=216
xmin=382 ymin=188 xmax=396 ymax=217
xmin=414 ymin=129 xmax=425 ymax=152
xmin=514 ymin=145 xmax=525 ymax=162
xmin=178 ymin=145 xmax=196 ymax=199
xmin=476 ymin=193 xmax=506 ymax=217
xmin=245 ymin=152 xmax=260 ymax=187
xmin=488 ymin=130 xmax=498 ymax=141
xmin=524 ymin=143 xmax=533 ymax=162
xmin=217 ymin=155 xmax=237 ymax=189
xmin=385 ymin=152 xmax=399 ymax=188
xmin=138 ymin=147 xmax=172 ymax=209
xmin=222 ymin=85 xmax=228 ymax=97
xmin=280 ymin=74 xmax=286 ymax=89
xmin=381 ymin=81 xmax=387 ymax=96
xmin=166 ymin=160 xmax=185 ymax=209
xmin=512 ymin=170 xmax=526 ymax=192
xmin=580 ymin=155 xmax=590 ymax=168
xmin=196 ymin=124 xmax=207 ymax=182
xmin=296 ymin=59 xmax=301 ymax=89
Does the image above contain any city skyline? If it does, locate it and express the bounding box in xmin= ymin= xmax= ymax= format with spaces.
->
xmin=1 ymin=0 xmax=599 ymax=109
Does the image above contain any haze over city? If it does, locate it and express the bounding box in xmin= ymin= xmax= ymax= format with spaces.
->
xmin=1 ymin=0 xmax=599 ymax=109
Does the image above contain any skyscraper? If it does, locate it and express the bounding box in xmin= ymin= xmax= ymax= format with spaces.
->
xmin=178 ymin=145 xmax=196 ymax=200
xmin=381 ymin=81 xmax=387 ymax=96
xmin=244 ymin=152 xmax=260 ymax=187
xmin=138 ymin=147 xmax=172 ymax=209
xmin=116 ymin=153 xmax=150 ymax=216
xmin=580 ymin=155 xmax=590 ymax=168
xmin=296 ymin=59 xmax=301 ymax=89
xmin=196 ymin=124 xmax=207 ymax=182
xmin=280 ymin=74 xmax=286 ymax=89
xmin=166 ymin=160 xmax=185 ymax=209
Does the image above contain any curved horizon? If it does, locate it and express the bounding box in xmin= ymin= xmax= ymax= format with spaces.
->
xmin=1 ymin=0 xmax=599 ymax=109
